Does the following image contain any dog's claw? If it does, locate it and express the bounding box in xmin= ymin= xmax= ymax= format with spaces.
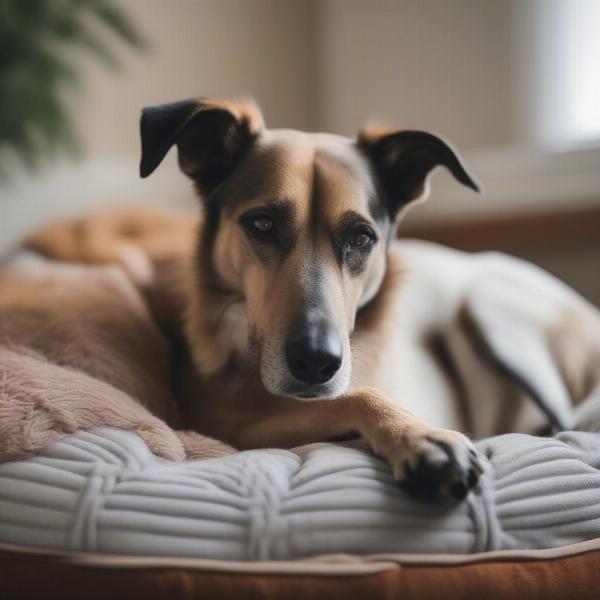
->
xmin=397 ymin=433 xmax=483 ymax=504
xmin=450 ymin=480 xmax=468 ymax=500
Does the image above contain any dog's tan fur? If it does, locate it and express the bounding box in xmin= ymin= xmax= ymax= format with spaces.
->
xmin=10 ymin=228 xmax=473 ymax=488
xmin=0 ymin=253 xmax=232 ymax=461
xmin=4 ymin=97 xmax=600 ymax=502
xmin=26 ymin=208 xmax=197 ymax=285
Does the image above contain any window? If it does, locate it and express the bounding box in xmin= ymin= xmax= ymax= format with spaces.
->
xmin=537 ymin=0 xmax=600 ymax=147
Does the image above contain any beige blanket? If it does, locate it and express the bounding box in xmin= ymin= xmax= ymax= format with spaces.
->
xmin=0 ymin=251 xmax=232 ymax=463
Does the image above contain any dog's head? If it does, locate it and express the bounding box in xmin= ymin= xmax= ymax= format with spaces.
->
xmin=140 ymin=97 xmax=478 ymax=399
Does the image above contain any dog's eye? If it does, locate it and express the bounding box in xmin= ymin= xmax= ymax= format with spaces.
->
xmin=348 ymin=227 xmax=375 ymax=249
xmin=251 ymin=216 xmax=274 ymax=234
xmin=350 ymin=233 xmax=371 ymax=248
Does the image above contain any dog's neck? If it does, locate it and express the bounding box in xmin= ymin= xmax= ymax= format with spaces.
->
xmin=183 ymin=217 xmax=250 ymax=378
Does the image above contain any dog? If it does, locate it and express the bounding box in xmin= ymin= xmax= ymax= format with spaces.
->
xmin=4 ymin=97 xmax=600 ymax=503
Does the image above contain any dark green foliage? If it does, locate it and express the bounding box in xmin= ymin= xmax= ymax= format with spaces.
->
xmin=0 ymin=0 xmax=146 ymax=178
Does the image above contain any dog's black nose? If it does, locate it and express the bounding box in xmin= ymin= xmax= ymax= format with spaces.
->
xmin=285 ymin=323 xmax=343 ymax=385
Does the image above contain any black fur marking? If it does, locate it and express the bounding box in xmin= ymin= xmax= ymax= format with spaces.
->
xmin=399 ymin=440 xmax=482 ymax=504
xmin=198 ymin=195 xmax=230 ymax=294
xmin=139 ymin=98 xmax=259 ymax=197
xmin=367 ymin=189 xmax=390 ymax=226
xmin=333 ymin=210 xmax=378 ymax=275
xmin=358 ymin=130 xmax=479 ymax=219
xmin=139 ymin=99 xmax=198 ymax=178
xmin=238 ymin=200 xmax=298 ymax=264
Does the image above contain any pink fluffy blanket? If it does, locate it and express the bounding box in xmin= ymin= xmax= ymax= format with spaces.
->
xmin=0 ymin=252 xmax=232 ymax=463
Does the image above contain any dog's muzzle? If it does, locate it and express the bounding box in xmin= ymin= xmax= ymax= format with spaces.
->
xmin=284 ymin=319 xmax=343 ymax=386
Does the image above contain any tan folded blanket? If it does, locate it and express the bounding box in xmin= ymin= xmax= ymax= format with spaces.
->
xmin=0 ymin=251 xmax=232 ymax=463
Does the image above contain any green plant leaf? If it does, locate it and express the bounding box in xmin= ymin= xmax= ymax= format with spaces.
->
xmin=0 ymin=0 xmax=147 ymax=179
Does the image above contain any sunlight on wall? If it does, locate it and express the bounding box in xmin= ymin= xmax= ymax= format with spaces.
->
xmin=564 ymin=0 xmax=600 ymax=142
xmin=538 ymin=0 xmax=600 ymax=147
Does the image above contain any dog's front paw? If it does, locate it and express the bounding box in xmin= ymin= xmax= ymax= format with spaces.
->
xmin=375 ymin=426 xmax=483 ymax=504
xmin=350 ymin=388 xmax=483 ymax=503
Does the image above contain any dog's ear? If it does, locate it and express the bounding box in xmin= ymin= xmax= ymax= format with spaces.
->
xmin=139 ymin=97 xmax=264 ymax=195
xmin=358 ymin=127 xmax=480 ymax=219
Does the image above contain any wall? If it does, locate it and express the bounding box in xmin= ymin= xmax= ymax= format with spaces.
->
xmin=0 ymin=0 xmax=316 ymax=253
xmin=313 ymin=0 xmax=514 ymax=149
xmin=2 ymin=0 xmax=598 ymax=259
xmin=72 ymin=0 xmax=514 ymax=157
xmin=72 ymin=0 xmax=315 ymax=158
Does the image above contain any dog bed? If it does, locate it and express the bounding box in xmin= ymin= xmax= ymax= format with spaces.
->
xmin=2 ymin=424 xmax=600 ymax=558
xmin=1 ymin=392 xmax=600 ymax=598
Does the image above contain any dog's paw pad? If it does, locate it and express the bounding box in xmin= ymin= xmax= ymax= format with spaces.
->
xmin=398 ymin=435 xmax=483 ymax=504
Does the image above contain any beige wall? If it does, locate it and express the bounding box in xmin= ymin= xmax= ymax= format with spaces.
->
xmin=4 ymin=0 xmax=598 ymax=256
xmin=71 ymin=0 xmax=315 ymax=159
xmin=72 ymin=0 xmax=515 ymax=158
xmin=313 ymin=0 xmax=514 ymax=148
xmin=3 ymin=0 xmax=320 ymax=254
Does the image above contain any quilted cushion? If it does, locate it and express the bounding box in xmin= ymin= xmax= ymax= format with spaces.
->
xmin=1 ymin=425 xmax=600 ymax=560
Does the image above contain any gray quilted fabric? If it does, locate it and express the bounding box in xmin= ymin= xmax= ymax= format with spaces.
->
xmin=1 ymin=421 xmax=600 ymax=560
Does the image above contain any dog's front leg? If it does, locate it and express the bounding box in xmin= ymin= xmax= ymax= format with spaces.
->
xmin=233 ymin=387 xmax=483 ymax=503
xmin=345 ymin=388 xmax=484 ymax=502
